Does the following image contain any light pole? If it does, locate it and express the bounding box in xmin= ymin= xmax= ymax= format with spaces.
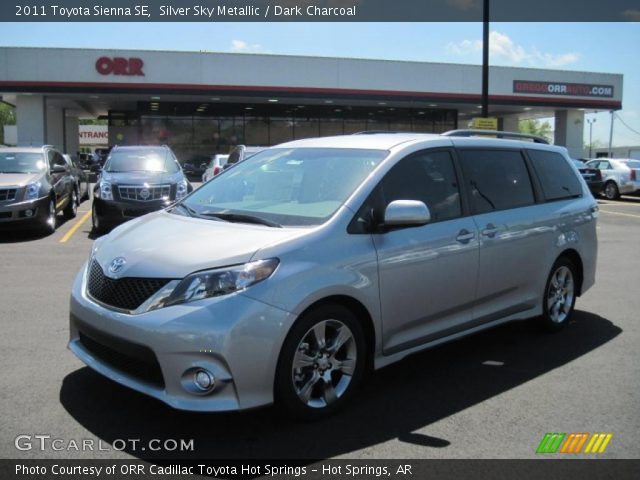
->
xmin=481 ymin=0 xmax=490 ymax=118
xmin=587 ymin=117 xmax=596 ymax=158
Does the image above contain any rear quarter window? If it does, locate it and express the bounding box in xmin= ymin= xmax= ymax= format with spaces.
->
xmin=527 ymin=150 xmax=583 ymax=201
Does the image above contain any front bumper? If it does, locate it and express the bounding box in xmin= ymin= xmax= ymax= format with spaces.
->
xmin=93 ymin=197 xmax=173 ymax=227
xmin=68 ymin=263 xmax=295 ymax=411
xmin=0 ymin=196 xmax=49 ymax=226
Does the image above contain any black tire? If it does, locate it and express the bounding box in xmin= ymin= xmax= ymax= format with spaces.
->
xmin=275 ymin=303 xmax=366 ymax=420
xmin=40 ymin=198 xmax=57 ymax=235
xmin=603 ymin=181 xmax=620 ymax=200
xmin=91 ymin=206 xmax=105 ymax=234
xmin=541 ymin=257 xmax=578 ymax=332
xmin=82 ymin=183 xmax=90 ymax=202
xmin=63 ymin=189 xmax=78 ymax=219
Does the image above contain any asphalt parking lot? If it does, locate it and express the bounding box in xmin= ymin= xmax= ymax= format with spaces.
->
xmin=0 ymin=191 xmax=639 ymax=460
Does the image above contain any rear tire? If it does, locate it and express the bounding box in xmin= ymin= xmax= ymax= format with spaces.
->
xmin=275 ymin=304 xmax=366 ymax=420
xmin=541 ymin=257 xmax=578 ymax=332
xmin=604 ymin=181 xmax=620 ymax=200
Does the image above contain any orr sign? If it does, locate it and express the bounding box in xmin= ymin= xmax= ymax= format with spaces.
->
xmin=514 ymin=80 xmax=614 ymax=98
xmin=95 ymin=56 xmax=144 ymax=76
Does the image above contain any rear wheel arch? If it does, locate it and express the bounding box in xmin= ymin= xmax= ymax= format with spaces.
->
xmin=556 ymin=249 xmax=584 ymax=296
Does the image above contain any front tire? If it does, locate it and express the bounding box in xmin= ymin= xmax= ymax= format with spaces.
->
xmin=604 ymin=181 xmax=620 ymax=200
xmin=41 ymin=198 xmax=57 ymax=235
xmin=541 ymin=257 xmax=578 ymax=332
xmin=91 ymin=206 xmax=104 ymax=234
xmin=63 ymin=190 xmax=78 ymax=219
xmin=275 ymin=304 xmax=366 ymax=419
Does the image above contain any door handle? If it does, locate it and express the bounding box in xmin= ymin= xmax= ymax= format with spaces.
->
xmin=481 ymin=224 xmax=499 ymax=238
xmin=456 ymin=229 xmax=475 ymax=243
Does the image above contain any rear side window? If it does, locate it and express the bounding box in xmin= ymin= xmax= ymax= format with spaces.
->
xmin=527 ymin=150 xmax=582 ymax=201
xmin=459 ymin=150 xmax=535 ymax=214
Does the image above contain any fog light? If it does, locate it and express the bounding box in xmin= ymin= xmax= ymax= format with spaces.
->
xmin=193 ymin=369 xmax=215 ymax=392
xmin=24 ymin=209 xmax=34 ymax=217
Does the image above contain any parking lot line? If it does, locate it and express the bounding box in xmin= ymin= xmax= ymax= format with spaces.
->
xmin=59 ymin=209 xmax=92 ymax=243
xmin=599 ymin=209 xmax=640 ymax=219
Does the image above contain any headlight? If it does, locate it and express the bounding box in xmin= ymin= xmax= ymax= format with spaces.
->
xmin=24 ymin=182 xmax=41 ymax=201
xmin=176 ymin=180 xmax=188 ymax=200
xmin=139 ymin=259 xmax=279 ymax=313
xmin=97 ymin=181 xmax=113 ymax=201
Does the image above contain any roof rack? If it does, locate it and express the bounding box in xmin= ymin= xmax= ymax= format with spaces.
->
xmin=442 ymin=129 xmax=550 ymax=144
xmin=352 ymin=130 xmax=415 ymax=135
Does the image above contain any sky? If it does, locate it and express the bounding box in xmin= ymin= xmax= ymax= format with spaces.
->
xmin=2 ymin=21 xmax=639 ymax=147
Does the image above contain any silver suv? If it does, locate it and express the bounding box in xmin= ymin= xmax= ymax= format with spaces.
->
xmin=68 ymin=131 xmax=598 ymax=418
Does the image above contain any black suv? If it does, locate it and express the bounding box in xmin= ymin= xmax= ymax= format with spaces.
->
xmin=92 ymin=145 xmax=192 ymax=233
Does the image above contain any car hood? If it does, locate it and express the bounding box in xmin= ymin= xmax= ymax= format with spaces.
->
xmin=92 ymin=210 xmax=306 ymax=279
xmin=101 ymin=171 xmax=180 ymax=185
xmin=0 ymin=172 xmax=43 ymax=187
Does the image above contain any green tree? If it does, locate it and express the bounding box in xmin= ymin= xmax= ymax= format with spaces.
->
xmin=0 ymin=103 xmax=16 ymax=144
xmin=79 ymin=118 xmax=107 ymax=126
xmin=519 ymin=118 xmax=553 ymax=142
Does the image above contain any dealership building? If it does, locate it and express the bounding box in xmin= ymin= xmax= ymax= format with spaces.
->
xmin=0 ymin=47 xmax=623 ymax=160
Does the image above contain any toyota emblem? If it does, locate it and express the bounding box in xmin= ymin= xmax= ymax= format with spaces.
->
xmin=108 ymin=257 xmax=127 ymax=274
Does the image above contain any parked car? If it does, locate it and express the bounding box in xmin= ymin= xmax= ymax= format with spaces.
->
xmin=572 ymin=159 xmax=603 ymax=196
xmin=182 ymin=155 xmax=210 ymax=180
xmin=69 ymin=132 xmax=597 ymax=418
xmin=0 ymin=146 xmax=78 ymax=233
xmin=223 ymin=145 xmax=267 ymax=170
xmin=202 ymin=154 xmax=230 ymax=182
xmin=586 ymin=158 xmax=640 ymax=199
xmin=91 ymin=145 xmax=192 ymax=233
xmin=78 ymin=153 xmax=93 ymax=169
xmin=63 ymin=154 xmax=90 ymax=202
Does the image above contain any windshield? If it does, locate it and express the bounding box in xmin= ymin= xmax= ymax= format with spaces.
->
xmin=572 ymin=160 xmax=585 ymax=168
xmin=0 ymin=152 xmax=46 ymax=174
xmin=183 ymin=147 xmax=387 ymax=226
xmin=104 ymin=149 xmax=178 ymax=173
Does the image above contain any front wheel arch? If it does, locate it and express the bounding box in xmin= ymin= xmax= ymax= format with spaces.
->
xmin=274 ymin=301 xmax=369 ymax=419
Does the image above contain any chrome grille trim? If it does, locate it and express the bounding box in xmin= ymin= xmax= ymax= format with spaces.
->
xmin=0 ymin=188 xmax=18 ymax=202
xmin=116 ymin=184 xmax=171 ymax=202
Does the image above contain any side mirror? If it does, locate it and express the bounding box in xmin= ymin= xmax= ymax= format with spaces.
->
xmin=384 ymin=200 xmax=431 ymax=228
xmin=51 ymin=164 xmax=67 ymax=173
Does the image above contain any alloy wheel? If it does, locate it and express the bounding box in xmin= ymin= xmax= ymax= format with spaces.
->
xmin=291 ymin=319 xmax=357 ymax=409
xmin=546 ymin=265 xmax=575 ymax=324
xmin=604 ymin=182 xmax=619 ymax=200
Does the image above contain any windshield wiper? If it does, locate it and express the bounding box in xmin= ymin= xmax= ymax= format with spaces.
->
xmin=171 ymin=203 xmax=197 ymax=218
xmin=200 ymin=211 xmax=282 ymax=228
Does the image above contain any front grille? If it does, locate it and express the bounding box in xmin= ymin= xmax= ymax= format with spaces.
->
xmin=117 ymin=184 xmax=171 ymax=202
xmin=87 ymin=260 xmax=171 ymax=311
xmin=78 ymin=329 xmax=165 ymax=388
xmin=0 ymin=188 xmax=17 ymax=202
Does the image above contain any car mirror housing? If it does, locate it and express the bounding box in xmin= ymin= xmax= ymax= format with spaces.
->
xmin=383 ymin=200 xmax=431 ymax=228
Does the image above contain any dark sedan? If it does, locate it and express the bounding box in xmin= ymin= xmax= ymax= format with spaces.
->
xmin=573 ymin=159 xmax=604 ymax=196
xmin=92 ymin=145 xmax=192 ymax=233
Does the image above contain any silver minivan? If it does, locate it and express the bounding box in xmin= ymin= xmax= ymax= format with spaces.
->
xmin=68 ymin=132 xmax=598 ymax=418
